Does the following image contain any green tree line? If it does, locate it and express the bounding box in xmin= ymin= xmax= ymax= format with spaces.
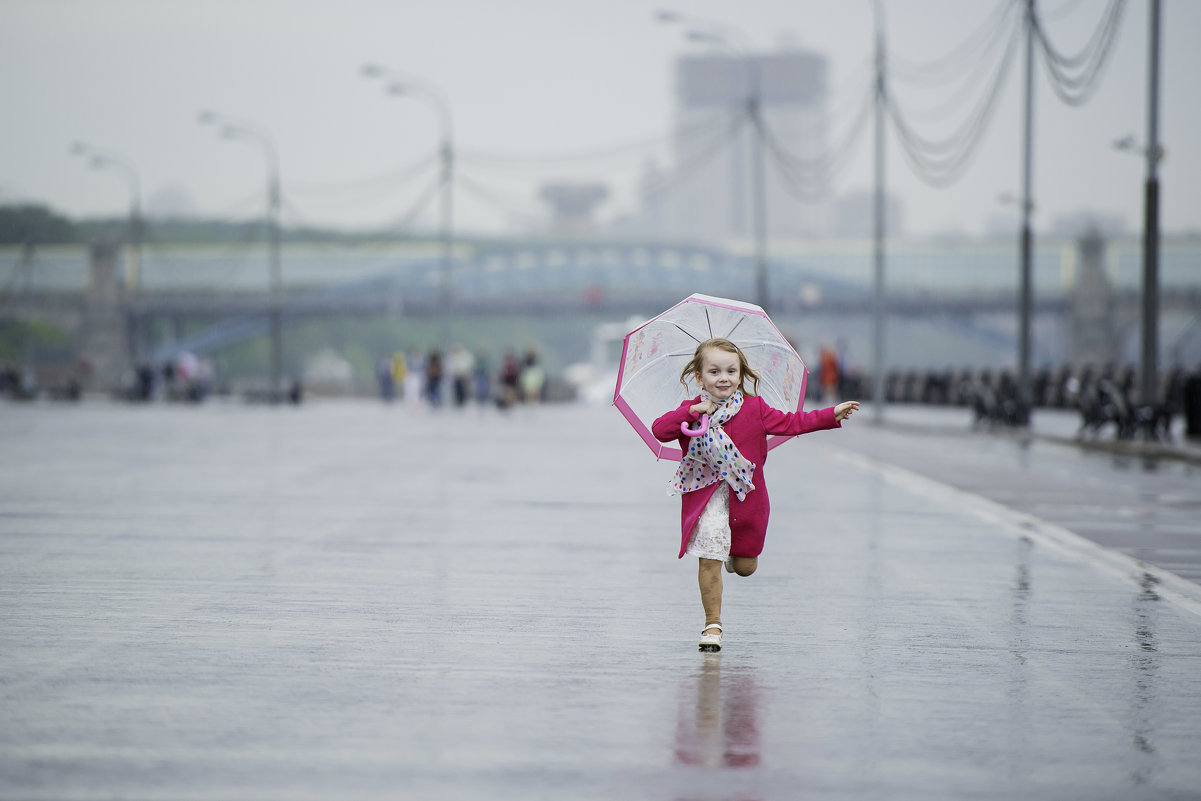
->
xmin=0 ymin=203 xmax=415 ymax=247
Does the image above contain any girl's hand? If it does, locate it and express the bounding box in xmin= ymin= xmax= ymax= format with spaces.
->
xmin=834 ymin=400 xmax=860 ymax=421
xmin=690 ymin=399 xmax=717 ymax=417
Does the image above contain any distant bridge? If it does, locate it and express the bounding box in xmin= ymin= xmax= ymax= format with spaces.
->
xmin=3 ymin=237 xmax=1198 ymax=377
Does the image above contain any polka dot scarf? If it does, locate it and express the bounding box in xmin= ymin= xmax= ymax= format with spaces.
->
xmin=668 ymin=390 xmax=757 ymax=501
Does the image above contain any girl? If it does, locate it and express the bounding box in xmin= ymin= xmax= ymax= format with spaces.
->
xmin=651 ymin=338 xmax=859 ymax=651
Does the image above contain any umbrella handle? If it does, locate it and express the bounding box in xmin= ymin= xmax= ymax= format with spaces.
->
xmin=681 ymin=414 xmax=709 ymax=437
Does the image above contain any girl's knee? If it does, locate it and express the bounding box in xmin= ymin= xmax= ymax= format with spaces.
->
xmin=731 ymin=556 xmax=757 ymax=577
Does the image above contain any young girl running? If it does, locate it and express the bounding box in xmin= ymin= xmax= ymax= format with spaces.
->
xmin=651 ymin=338 xmax=859 ymax=652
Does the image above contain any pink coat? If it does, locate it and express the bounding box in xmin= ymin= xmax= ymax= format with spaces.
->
xmin=652 ymin=395 xmax=841 ymax=559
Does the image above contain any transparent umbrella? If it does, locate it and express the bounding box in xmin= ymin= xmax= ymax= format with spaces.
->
xmin=613 ymin=293 xmax=809 ymax=460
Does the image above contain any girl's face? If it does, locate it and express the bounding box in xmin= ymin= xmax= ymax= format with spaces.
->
xmin=696 ymin=347 xmax=741 ymax=401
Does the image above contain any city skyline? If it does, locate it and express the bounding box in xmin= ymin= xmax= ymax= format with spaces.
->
xmin=1 ymin=0 xmax=1198 ymax=239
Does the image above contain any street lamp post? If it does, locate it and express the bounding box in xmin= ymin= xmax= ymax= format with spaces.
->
xmin=70 ymin=141 xmax=143 ymax=361
xmin=870 ymin=0 xmax=887 ymax=421
xmin=362 ymin=64 xmax=455 ymax=349
xmin=1141 ymin=0 xmax=1162 ymax=413
xmin=198 ymin=111 xmax=283 ymax=400
xmin=659 ymin=11 xmax=770 ymax=314
xmin=1017 ymin=0 xmax=1036 ymax=424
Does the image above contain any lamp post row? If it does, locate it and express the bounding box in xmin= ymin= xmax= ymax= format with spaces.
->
xmin=72 ymin=7 xmax=1164 ymax=415
xmin=197 ymin=110 xmax=283 ymax=400
xmin=71 ymin=70 xmax=452 ymax=401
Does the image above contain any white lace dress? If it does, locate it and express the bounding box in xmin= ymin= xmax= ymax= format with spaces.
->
xmin=684 ymin=482 xmax=731 ymax=561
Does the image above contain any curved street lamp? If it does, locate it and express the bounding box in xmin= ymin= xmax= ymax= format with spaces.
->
xmin=70 ymin=141 xmax=143 ymax=293
xmin=70 ymin=141 xmax=144 ymax=364
xmin=198 ymin=110 xmax=283 ymax=400
xmin=362 ymin=63 xmax=455 ymax=349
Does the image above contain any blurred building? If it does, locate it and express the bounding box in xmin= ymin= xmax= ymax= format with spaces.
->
xmin=1069 ymin=228 xmax=1119 ymax=366
xmin=539 ymin=182 xmax=610 ymax=236
xmin=643 ymin=49 xmax=832 ymax=243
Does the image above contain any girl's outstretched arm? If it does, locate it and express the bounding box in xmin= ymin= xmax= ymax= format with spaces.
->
xmin=760 ymin=403 xmax=840 ymax=436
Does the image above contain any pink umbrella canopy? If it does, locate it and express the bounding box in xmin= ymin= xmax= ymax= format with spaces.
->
xmin=613 ymin=293 xmax=809 ymax=460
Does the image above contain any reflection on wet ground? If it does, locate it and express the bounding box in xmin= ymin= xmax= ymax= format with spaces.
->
xmin=1128 ymin=574 xmax=1162 ymax=785
xmin=675 ymin=655 xmax=761 ymax=773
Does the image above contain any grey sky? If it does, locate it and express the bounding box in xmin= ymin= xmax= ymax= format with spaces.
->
xmin=1 ymin=0 xmax=1197 ymax=237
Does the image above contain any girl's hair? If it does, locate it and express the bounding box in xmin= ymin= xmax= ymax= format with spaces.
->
xmin=679 ymin=338 xmax=760 ymax=396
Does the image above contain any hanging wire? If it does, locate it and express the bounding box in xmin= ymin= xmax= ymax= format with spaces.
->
xmin=393 ymin=174 xmax=446 ymax=232
xmin=283 ymin=152 xmax=440 ymax=211
xmin=282 ymin=167 xmax=445 ymax=236
xmin=756 ymin=80 xmax=874 ymax=190
xmin=446 ymin=109 xmax=749 ymax=230
xmin=888 ymin=0 xmax=1017 ymax=86
xmin=885 ymin=11 xmax=1022 ymax=187
xmin=455 ymin=110 xmax=735 ymax=183
xmin=204 ymin=186 xmax=280 ymax=222
xmin=1037 ymin=0 xmax=1123 ymax=68
xmin=454 ymin=172 xmax=547 ymax=229
xmin=287 ymin=151 xmax=438 ymax=194
xmin=887 ymin=3 xmax=1022 ymax=123
xmin=1041 ymin=0 xmax=1091 ymax=24
xmin=1033 ymin=0 xmax=1127 ymax=106
xmin=457 ymin=116 xmax=707 ymax=169
xmin=637 ymin=108 xmax=750 ymax=203
xmin=447 ymin=112 xmax=737 ymax=229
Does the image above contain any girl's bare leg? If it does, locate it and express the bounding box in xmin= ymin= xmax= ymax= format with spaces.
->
xmin=698 ymin=558 xmax=723 ymax=632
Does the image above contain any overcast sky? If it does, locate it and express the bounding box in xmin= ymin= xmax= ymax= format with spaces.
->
xmin=1 ymin=0 xmax=1197 ymax=238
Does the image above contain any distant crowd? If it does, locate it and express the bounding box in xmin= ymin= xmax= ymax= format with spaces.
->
xmin=8 ymin=342 xmax=1201 ymax=441
xmin=376 ymin=345 xmax=549 ymax=409
xmin=825 ymin=360 xmax=1201 ymax=441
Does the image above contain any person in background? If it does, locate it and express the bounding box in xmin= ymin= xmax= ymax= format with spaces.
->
xmin=519 ymin=347 xmax=546 ymax=404
xmin=425 ymin=349 xmax=444 ymax=407
xmin=473 ymin=347 xmax=492 ymax=408
xmin=819 ymin=345 xmax=841 ymax=405
xmin=497 ymin=350 xmax=521 ymax=410
xmin=404 ymin=348 xmax=425 ymax=408
xmin=391 ymin=352 xmax=407 ymax=401
xmin=377 ymin=356 xmax=396 ymax=402
xmin=449 ymin=344 xmax=475 ymax=407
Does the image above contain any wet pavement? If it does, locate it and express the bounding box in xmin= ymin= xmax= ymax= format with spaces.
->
xmin=2 ymin=399 xmax=1200 ymax=800
xmin=849 ymin=405 xmax=1201 ymax=584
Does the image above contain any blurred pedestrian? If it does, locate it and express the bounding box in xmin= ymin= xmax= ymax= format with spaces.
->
xmin=819 ymin=345 xmax=840 ymax=404
xmin=377 ymin=356 xmax=396 ymax=402
xmin=497 ymin=350 xmax=521 ymax=410
xmin=404 ymin=348 xmax=425 ymax=408
xmin=473 ymin=347 xmax=492 ymax=407
xmin=391 ymin=352 xmax=407 ymax=400
xmin=519 ymin=347 xmax=546 ymax=404
xmin=449 ymin=344 xmax=475 ymax=407
xmin=651 ymin=337 xmax=859 ymax=652
xmin=425 ymin=349 xmax=444 ymax=407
